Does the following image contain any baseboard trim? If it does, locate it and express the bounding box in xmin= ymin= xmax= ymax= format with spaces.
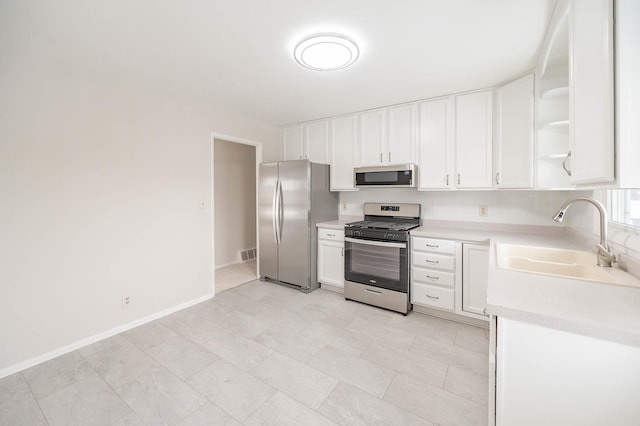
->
xmin=0 ymin=293 xmax=213 ymax=379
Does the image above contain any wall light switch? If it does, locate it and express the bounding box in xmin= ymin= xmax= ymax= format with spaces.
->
xmin=479 ymin=205 xmax=488 ymax=217
xmin=199 ymin=200 xmax=206 ymax=209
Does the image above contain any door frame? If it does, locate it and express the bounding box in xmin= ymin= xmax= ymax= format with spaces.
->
xmin=211 ymin=132 xmax=263 ymax=296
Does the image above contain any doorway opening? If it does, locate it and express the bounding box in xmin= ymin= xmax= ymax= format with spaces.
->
xmin=212 ymin=135 xmax=261 ymax=294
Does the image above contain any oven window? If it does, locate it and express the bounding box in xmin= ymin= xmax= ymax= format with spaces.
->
xmin=351 ymin=244 xmax=400 ymax=281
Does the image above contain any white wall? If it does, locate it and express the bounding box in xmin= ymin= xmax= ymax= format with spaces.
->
xmin=214 ymin=140 xmax=256 ymax=267
xmin=0 ymin=61 xmax=279 ymax=374
xmin=340 ymin=189 xmax=579 ymax=226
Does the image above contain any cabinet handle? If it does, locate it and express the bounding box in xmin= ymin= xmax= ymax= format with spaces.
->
xmin=426 ymin=294 xmax=440 ymax=300
xmin=425 ymin=259 xmax=439 ymax=264
xmin=495 ymin=172 xmax=500 ymax=185
xmin=562 ymin=151 xmax=572 ymax=176
xmin=380 ymin=153 xmax=383 ymax=163
xmin=388 ymin=152 xmax=391 ymax=162
xmin=327 ymin=233 xmax=335 ymax=237
xmin=425 ymin=244 xmax=439 ymax=248
xmin=446 ymin=174 xmax=449 ymax=186
xmin=425 ymin=275 xmax=439 ymax=281
xmin=457 ymin=173 xmax=461 ymax=185
xmin=341 ymin=248 xmax=344 ymax=257
xmin=483 ymin=308 xmax=488 ymax=315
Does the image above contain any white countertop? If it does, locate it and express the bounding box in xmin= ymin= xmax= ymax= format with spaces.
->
xmin=316 ymin=216 xmax=362 ymax=230
xmin=410 ymin=221 xmax=640 ymax=347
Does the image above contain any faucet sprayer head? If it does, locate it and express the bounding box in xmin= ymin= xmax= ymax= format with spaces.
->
xmin=552 ymin=209 xmax=566 ymax=222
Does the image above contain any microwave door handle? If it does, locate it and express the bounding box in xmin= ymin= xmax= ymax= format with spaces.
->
xmin=345 ymin=237 xmax=406 ymax=249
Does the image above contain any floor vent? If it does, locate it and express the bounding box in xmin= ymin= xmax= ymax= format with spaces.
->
xmin=240 ymin=248 xmax=257 ymax=262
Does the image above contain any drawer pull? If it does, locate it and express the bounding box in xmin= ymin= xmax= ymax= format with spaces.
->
xmin=425 ymin=244 xmax=439 ymax=248
xmin=426 ymin=294 xmax=440 ymax=300
xmin=365 ymin=288 xmax=382 ymax=295
xmin=425 ymin=259 xmax=439 ymax=264
xmin=425 ymin=275 xmax=439 ymax=281
xmin=327 ymin=233 xmax=335 ymax=237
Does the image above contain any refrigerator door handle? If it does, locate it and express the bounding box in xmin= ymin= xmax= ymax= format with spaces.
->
xmin=272 ymin=180 xmax=280 ymax=244
xmin=277 ymin=179 xmax=284 ymax=242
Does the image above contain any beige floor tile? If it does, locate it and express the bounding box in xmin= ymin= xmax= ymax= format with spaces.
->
xmin=215 ymin=260 xmax=256 ymax=294
xmin=178 ymin=402 xmax=241 ymax=426
xmin=22 ymin=351 xmax=94 ymax=400
xmin=254 ymin=324 xmax=326 ymax=364
xmin=146 ymin=335 xmax=219 ymax=379
xmin=38 ymin=374 xmax=132 ymax=426
xmin=444 ymin=365 xmax=489 ymax=405
xmin=319 ymin=381 xmax=433 ymax=426
xmin=84 ymin=339 xmax=160 ymax=388
xmin=200 ymin=332 xmax=273 ymax=371
xmin=244 ymin=391 xmax=338 ymax=426
xmin=251 ymin=352 xmax=339 ymax=409
xmin=187 ymin=359 xmax=275 ymax=422
xmin=115 ymin=366 xmax=207 ymax=425
xmin=346 ymin=317 xmax=416 ymax=349
xmin=410 ymin=333 xmax=489 ymax=376
xmin=122 ymin=321 xmax=178 ymax=351
xmin=0 ymin=374 xmax=47 ymax=426
xmin=302 ymin=321 xmax=371 ymax=357
xmin=307 ymin=346 xmax=395 ymax=398
xmin=384 ymin=373 xmax=487 ymax=426
xmin=361 ymin=341 xmax=449 ymax=388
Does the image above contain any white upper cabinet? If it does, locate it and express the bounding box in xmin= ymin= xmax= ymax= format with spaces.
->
xmin=615 ymin=0 xmax=640 ymax=188
xmin=568 ymin=0 xmax=614 ymax=185
xmin=329 ymin=114 xmax=358 ymax=191
xmin=305 ymin=120 xmax=329 ymax=164
xmin=494 ymin=74 xmax=535 ymax=189
xmin=282 ymin=125 xmax=304 ymax=161
xmin=454 ymin=90 xmax=493 ymax=189
xmin=358 ymin=105 xmax=415 ymax=166
xmin=417 ymin=98 xmax=453 ymax=189
xmin=386 ymin=104 xmax=415 ymax=164
xmin=282 ymin=121 xmax=329 ymax=164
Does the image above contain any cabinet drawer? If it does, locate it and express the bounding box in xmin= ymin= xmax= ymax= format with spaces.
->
xmin=412 ymin=251 xmax=455 ymax=271
xmin=412 ymin=237 xmax=455 ymax=255
xmin=412 ymin=283 xmax=455 ymax=311
xmin=318 ymin=228 xmax=344 ymax=241
xmin=412 ymin=266 xmax=455 ymax=287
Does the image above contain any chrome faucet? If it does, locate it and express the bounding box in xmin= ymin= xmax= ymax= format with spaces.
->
xmin=552 ymin=197 xmax=616 ymax=267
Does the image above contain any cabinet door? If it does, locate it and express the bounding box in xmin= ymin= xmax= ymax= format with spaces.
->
xmin=417 ymin=98 xmax=453 ymax=189
xmin=455 ymin=91 xmax=493 ymax=188
xmin=495 ymin=74 xmax=535 ymax=189
xmin=282 ymin=125 xmax=304 ymax=160
xmin=386 ymin=104 xmax=415 ymax=164
xmin=329 ymin=115 xmax=358 ymax=191
xmin=569 ymin=0 xmax=614 ymax=184
xmin=317 ymin=240 xmax=344 ymax=288
xmin=462 ymin=243 xmax=489 ymax=317
xmin=358 ymin=109 xmax=385 ymax=166
xmin=305 ymin=120 xmax=329 ymax=164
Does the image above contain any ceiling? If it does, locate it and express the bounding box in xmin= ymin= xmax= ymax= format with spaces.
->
xmin=2 ymin=0 xmax=556 ymax=126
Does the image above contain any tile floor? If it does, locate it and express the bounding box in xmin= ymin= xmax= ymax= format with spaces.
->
xmin=215 ymin=261 xmax=257 ymax=294
xmin=0 ymin=280 xmax=490 ymax=426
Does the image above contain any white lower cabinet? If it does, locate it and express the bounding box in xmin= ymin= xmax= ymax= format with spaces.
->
xmin=317 ymin=228 xmax=344 ymax=292
xmin=411 ymin=237 xmax=456 ymax=312
xmin=411 ymin=236 xmax=488 ymax=321
xmin=461 ymin=243 xmax=489 ymax=317
xmin=495 ymin=318 xmax=640 ymax=425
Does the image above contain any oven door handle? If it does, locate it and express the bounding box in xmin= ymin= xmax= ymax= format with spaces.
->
xmin=345 ymin=237 xmax=406 ymax=249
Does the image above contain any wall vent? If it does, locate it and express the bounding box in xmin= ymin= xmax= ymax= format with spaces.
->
xmin=239 ymin=248 xmax=257 ymax=262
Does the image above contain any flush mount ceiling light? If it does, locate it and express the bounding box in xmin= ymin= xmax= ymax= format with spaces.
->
xmin=294 ymin=33 xmax=359 ymax=71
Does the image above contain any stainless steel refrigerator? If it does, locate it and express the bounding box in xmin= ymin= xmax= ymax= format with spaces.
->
xmin=258 ymin=160 xmax=338 ymax=292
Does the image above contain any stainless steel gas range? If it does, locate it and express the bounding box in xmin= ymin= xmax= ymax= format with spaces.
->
xmin=344 ymin=203 xmax=421 ymax=315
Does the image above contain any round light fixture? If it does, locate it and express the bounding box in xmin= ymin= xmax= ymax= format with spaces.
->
xmin=294 ymin=33 xmax=359 ymax=71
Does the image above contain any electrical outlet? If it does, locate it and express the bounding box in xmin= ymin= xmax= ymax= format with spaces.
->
xmin=342 ymin=202 xmax=347 ymax=210
xmin=479 ymin=205 xmax=488 ymax=217
xmin=122 ymin=295 xmax=131 ymax=309
xmin=199 ymin=200 xmax=206 ymax=209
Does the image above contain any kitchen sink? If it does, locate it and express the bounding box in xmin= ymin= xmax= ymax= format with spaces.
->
xmin=496 ymin=244 xmax=640 ymax=287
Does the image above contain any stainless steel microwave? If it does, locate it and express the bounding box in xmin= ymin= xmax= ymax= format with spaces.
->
xmin=354 ymin=164 xmax=417 ymax=188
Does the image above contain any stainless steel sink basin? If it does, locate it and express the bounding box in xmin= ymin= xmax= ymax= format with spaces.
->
xmin=496 ymin=244 xmax=640 ymax=287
